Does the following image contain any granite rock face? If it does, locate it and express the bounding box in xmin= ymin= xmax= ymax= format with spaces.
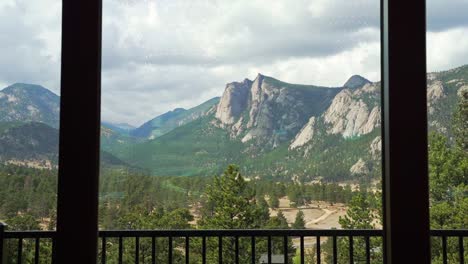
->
xmin=215 ymin=79 xmax=252 ymax=125
xmin=369 ymin=136 xmax=382 ymax=160
xmin=427 ymin=81 xmax=446 ymax=114
xmin=289 ymin=116 xmax=316 ymax=150
xmin=215 ymin=74 xmax=340 ymax=147
xmin=323 ymin=83 xmax=381 ymax=138
xmin=350 ymin=158 xmax=370 ymax=175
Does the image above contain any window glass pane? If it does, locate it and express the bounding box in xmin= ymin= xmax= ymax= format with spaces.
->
xmin=101 ymin=0 xmax=381 ymax=261
xmin=426 ymin=1 xmax=467 ymax=261
xmin=426 ymin=1 xmax=467 ymax=227
xmin=0 ymin=0 xmax=61 ymax=233
xmin=426 ymin=0 xmax=467 ymax=229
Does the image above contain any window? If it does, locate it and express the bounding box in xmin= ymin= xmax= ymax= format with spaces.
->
xmin=426 ymin=0 xmax=468 ymax=262
xmin=0 ymin=0 xmax=61 ymax=230
xmin=0 ymin=0 xmax=452 ymax=263
xmin=100 ymin=0 xmax=382 ymax=262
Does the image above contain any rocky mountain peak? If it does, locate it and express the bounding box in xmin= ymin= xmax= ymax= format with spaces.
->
xmin=0 ymin=83 xmax=60 ymax=128
xmin=173 ymin=108 xmax=186 ymax=112
xmin=3 ymin=83 xmax=52 ymax=93
xmin=255 ymin=73 xmax=265 ymax=80
xmin=343 ymin=75 xmax=371 ymax=89
xmin=215 ymin=79 xmax=252 ymax=125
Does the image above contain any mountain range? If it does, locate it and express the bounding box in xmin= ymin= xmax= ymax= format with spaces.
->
xmin=1 ymin=65 xmax=467 ymax=181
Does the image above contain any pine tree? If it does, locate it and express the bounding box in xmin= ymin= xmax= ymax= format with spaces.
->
xmin=198 ymin=165 xmax=269 ymax=263
xmin=269 ymin=194 xmax=280 ymax=209
xmin=266 ymin=210 xmax=289 ymax=229
xmin=199 ymin=165 xmax=261 ymax=229
xmin=338 ymin=192 xmax=376 ymax=229
xmin=292 ymin=210 xmax=306 ymax=229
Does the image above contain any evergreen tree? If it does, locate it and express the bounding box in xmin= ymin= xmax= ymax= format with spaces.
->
xmin=266 ymin=210 xmax=289 ymax=229
xmin=269 ymin=194 xmax=280 ymax=209
xmin=292 ymin=210 xmax=306 ymax=229
xmin=338 ymin=192 xmax=376 ymax=229
xmin=5 ymin=213 xmax=40 ymax=231
xmin=198 ymin=165 xmax=269 ymax=263
xmin=452 ymin=89 xmax=467 ymax=151
xmin=428 ymin=93 xmax=468 ymax=263
xmin=199 ymin=165 xmax=262 ymax=229
xmin=323 ymin=192 xmax=383 ymax=263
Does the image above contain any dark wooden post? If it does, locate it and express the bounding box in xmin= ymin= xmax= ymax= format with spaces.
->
xmin=381 ymin=0 xmax=431 ymax=263
xmin=0 ymin=222 xmax=4 ymax=264
xmin=55 ymin=0 xmax=102 ymax=263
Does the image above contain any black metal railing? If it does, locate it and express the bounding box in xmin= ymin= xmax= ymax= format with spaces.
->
xmin=1 ymin=225 xmax=466 ymax=264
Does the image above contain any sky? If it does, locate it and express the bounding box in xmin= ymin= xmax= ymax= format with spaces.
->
xmin=0 ymin=0 xmax=467 ymax=126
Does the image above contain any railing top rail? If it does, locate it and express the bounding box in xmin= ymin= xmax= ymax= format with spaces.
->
xmin=97 ymin=229 xmax=383 ymax=237
xmin=430 ymin=229 xmax=468 ymax=236
xmin=3 ymin=231 xmax=56 ymax=239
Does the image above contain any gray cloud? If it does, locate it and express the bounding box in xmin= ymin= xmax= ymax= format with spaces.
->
xmin=0 ymin=0 xmax=61 ymax=93
xmin=427 ymin=0 xmax=468 ymax=31
xmin=1 ymin=0 xmax=467 ymax=125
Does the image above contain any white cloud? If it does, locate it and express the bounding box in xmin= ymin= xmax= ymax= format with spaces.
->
xmin=427 ymin=27 xmax=468 ymax=72
xmin=0 ymin=0 xmax=61 ymax=93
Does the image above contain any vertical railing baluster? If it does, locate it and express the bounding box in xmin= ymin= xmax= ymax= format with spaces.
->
xmin=283 ymin=236 xmax=288 ymax=264
xmin=442 ymin=236 xmax=447 ymax=264
xmin=218 ymin=236 xmax=222 ymax=264
xmin=316 ymin=236 xmax=321 ymax=264
xmin=333 ymin=236 xmax=337 ymax=264
xmin=135 ymin=236 xmax=140 ymax=264
xmin=202 ymin=236 xmax=206 ymax=264
xmin=459 ymin=236 xmax=465 ymax=264
xmin=51 ymin=237 xmax=56 ymax=264
xmin=152 ymin=236 xmax=156 ymax=264
xmin=34 ymin=238 xmax=40 ymax=264
xmin=0 ymin=223 xmax=4 ymax=264
xmin=365 ymin=236 xmax=371 ymax=264
xmin=300 ymin=236 xmax=304 ymax=264
xmin=17 ymin=238 xmax=23 ymax=264
xmin=268 ymin=236 xmax=272 ymax=264
xmin=251 ymin=236 xmax=256 ymax=264
xmin=101 ymin=237 xmax=106 ymax=264
xmin=168 ymin=237 xmax=173 ymax=264
xmin=185 ymin=236 xmax=189 ymax=264
xmin=118 ymin=236 xmax=123 ymax=264
xmin=0 ymin=230 xmax=451 ymax=264
xmin=235 ymin=236 xmax=239 ymax=264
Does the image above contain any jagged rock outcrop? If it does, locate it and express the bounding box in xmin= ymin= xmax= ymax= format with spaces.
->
xmin=215 ymin=79 xmax=252 ymax=125
xmin=369 ymin=136 xmax=382 ymax=159
xmin=457 ymin=85 xmax=468 ymax=97
xmin=323 ymin=84 xmax=380 ymax=138
xmin=350 ymin=158 xmax=370 ymax=175
xmin=427 ymin=81 xmax=446 ymax=114
xmin=343 ymin=75 xmax=371 ymax=89
xmin=289 ymin=117 xmax=316 ymax=150
xmin=215 ymin=73 xmax=340 ymax=147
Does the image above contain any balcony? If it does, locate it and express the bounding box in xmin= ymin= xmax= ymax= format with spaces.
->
xmin=1 ymin=226 xmax=466 ymax=264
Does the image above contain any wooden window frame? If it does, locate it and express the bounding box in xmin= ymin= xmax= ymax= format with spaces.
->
xmin=55 ymin=0 xmax=430 ymax=263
